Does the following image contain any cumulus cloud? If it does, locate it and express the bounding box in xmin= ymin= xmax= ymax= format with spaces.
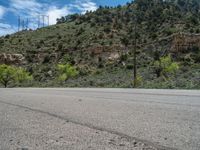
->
xmin=0 ymin=23 xmax=17 ymax=36
xmin=0 ymin=5 xmax=5 ymax=18
xmin=80 ymin=1 xmax=98 ymax=13
xmin=45 ymin=0 xmax=98 ymax=25
xmin=45 ymin=0 xmax=97 ymax=25
xmin=8 ymin=0 xmax=98 ymax=24
xmin=10 ymin=0 xmax=42 ymax=10
xmin=9 ymin=0 xmax=44 ymax=17
xmin=70 ymin=0 xmax=98 ymax=14
xmin=46 ymin=6 xmax=71 ymax=25
xmin=0 ymin=0 xmax=98 ymax=35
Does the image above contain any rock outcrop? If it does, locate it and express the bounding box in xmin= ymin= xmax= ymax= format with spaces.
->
xmin=0 ymin=53 xmax=26 ymax=65
xmin=171 ymin=33 xmax=200 ymax=52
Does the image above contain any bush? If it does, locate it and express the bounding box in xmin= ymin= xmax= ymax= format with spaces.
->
xmin=57 ymin=64 xmax=79 ymax=82
xmin=43 ymin=55 xmax=50 ymax=63
xmin=196 ymin=28 xmax=200 ymax=33
xmin=132 ymin=74 xmax=143 ymax=87
xmin=0 ymin=64 xmax=32 ymax=88
xmin=193 ymin=51 xmax=200 ymax=63
xmin=98 ymin=63 xmax=104 ymax=68
xmin=4 ymin=34 xmax=10 ymax=39
xmin=164 ymin=28 xmax=177 ymax=36
xmin=153 ymin=55 xmax=179 ymax=79
xmin=58 ymin=43 xmax=63 ymax=50
xmin=126 ymin=64 xmax=134 ymax=70
xmin=120 ymin=54 xmax=128 ymax=61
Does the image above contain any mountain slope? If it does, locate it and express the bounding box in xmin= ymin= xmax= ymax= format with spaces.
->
xmin=0 ymin=0 xmax=200 ymax=88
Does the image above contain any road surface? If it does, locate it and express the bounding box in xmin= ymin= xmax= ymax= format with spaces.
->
xmin=0 ymin=88 xmax=200 ymax=150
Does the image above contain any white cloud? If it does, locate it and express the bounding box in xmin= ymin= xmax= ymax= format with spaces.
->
xmin=46 ymin=0 xmax=98 ymax=24
xmin=9 ymin=0 xmax=72 ymax=27
xmin=81 ymin=1 xmax=98 ymax=12
xmin=0 ymin=0 xmax=98 ymax=35
xmin=0 ymin=6 xmax=6 ymax=18
xmin=46 ymin=6 xmax=71 ymax=25
xmin=9 ymin=0 xmax=98 ymax=23
xmin=0 ymin=23 xmax=11 ymax=29
xmin=9 ymin=0 xmax=47 ymax=29
xmin=9 ymin=0 xmax=98 ymax=21
xmin=9 ymin=0 xmax=44 ymax=16
xmin=0 ymin=23 xmax=17 ymax=36
xmin=11 ymin=0 xmax=41 ymax=9
xmin=70 ymin=0 xmax=98 ymax=14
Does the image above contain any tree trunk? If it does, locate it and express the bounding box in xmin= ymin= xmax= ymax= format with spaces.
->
xmin=2 ymin=80 xmax=8 ymax=88
xmin=4 ymin=82 xmax=7 ymax=88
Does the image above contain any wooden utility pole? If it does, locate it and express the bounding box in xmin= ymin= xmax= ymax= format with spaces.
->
xmin=133 ymin=16 xmax=137 ymax=88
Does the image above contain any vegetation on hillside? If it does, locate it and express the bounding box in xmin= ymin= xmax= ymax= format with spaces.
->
xmin=0 ymin=64 xmax=32 ymax=87
xmin=0 ymin=0 xmax=200 ymax=88
xmin=57 ymin=64 xmax=79 ymax=82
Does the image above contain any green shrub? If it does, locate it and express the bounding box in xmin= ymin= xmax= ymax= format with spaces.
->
xmin=153 ymin=55 xmax=179 ymax=80
xmin=132 ymin=74 xmax=143 ymax=87
xmin=164 ymin=28 xmax=177 ymax=36
xmin=126 ymin=64 xmax=134 ymax=70
xmin=58 ymin=43 xmax=63 ymax=50
xmin=98 ymin=63 xmax=104 ymax=68
xmin=4 ymin=34 xmax=10 ymax=39
xmin=0 ymin=64 xmax=32 ymax=88
xmin=120 ymin=54 xmax=128 ymax=61
xmin=57 ymin=64 xmax=78 ymax=82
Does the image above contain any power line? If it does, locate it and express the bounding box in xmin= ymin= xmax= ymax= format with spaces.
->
xmin=18 ymin=15 xmax=50 ymax=32
xmin=133 ymin=15 xmax=137 ymax=88
xmin=38 ymin=15 xmax=49 ymax=28
xmin=18 ymin=16 xmax=28 ymax=31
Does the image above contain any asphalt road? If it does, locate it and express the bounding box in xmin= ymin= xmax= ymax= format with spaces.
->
xmin=0 ymin=88 xmax=200 ymax=150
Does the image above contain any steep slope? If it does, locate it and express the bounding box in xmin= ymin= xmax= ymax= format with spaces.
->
xmin=0 ymin=0 xmax=200 ymax=88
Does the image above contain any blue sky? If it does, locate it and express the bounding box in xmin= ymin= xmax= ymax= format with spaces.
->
xmin=0 ymin=0 xmax=132 ymax=36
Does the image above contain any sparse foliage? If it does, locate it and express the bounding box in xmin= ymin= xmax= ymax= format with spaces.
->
xmin=57 ymin=64 xmax=78 ymax=82
xmin=132 ymin=74 xmax=143 ymax=87
xmin=0 ymin=64 xmax=32 ymax=88
xmin=0 ymin=0 xmax=200 ymax=89
xmin=153 ymin=55 xmax=179 ymax=80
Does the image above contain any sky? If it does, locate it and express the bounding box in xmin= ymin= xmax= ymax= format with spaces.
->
xmin=0 ymin=0 xmax=132 ymax=36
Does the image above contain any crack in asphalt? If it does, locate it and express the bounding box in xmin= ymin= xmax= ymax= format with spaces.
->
xmin=0 ymin=100 xmax=178 ymax=150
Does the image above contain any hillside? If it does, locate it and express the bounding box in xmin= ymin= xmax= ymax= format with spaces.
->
xmin=0 ymin=0 xmax=200 ymax=88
